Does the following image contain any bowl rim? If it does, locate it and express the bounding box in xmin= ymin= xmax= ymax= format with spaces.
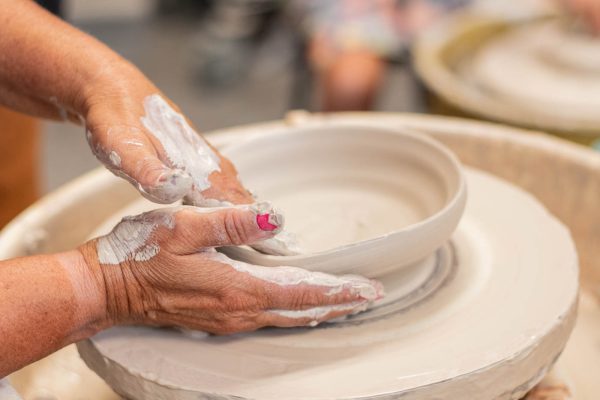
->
xmin=221 ymin=123 xmax=468 ymax=261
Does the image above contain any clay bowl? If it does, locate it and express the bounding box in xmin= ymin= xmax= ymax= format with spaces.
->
xmin=220 ymin=125 xmax=467 ymax=277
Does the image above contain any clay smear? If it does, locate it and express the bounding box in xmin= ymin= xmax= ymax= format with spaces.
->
xmin=96 ymin=211 xmax=174 ymax=265
xmin=141 ymin=94 xmax=221 ymax=206
xmin=204 ymin=250 xmax=383 ymax=301
xmin=271 ymin=301 xmax=369 ymax=326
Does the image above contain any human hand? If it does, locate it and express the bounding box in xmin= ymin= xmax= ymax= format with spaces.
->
xmin=81 ymin=63 xmax=303 ymax=256
xmin=82 ymin=64 xmax=253 ymax=207
xmin=79 ymin=203 xmax=383 ymax=334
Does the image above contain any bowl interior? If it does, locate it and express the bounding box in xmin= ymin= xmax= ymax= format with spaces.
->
xmin=223 ymin=125 xmax=462 ymax=254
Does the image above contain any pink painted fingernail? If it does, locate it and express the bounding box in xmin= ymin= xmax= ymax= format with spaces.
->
xmin=251 ymin=201 xmax=284 ymax=232
xmin=257 ymin=213 xmax=277 ymax=231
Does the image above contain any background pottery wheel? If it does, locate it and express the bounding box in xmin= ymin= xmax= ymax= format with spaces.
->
xmin=414 ymin=15 xmax=600 ymax=147
xmin=2 ymin=114 xmax=598 ymax=399
xmin=77 ymin=168 xmax=578 ymax=400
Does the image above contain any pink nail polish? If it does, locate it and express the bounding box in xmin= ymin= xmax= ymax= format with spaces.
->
xmin=256 ymin=213 xmax=279 ymax=231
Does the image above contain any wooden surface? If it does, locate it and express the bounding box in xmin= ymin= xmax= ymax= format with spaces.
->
xmin=0 ymin=107 xmax=40 ymax=228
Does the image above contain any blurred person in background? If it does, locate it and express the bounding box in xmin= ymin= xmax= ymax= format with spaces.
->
xmin=563 ymin=0 xmax=600 ymax=31
xmin=295 ymin=0 xmax=600 ymax=111
xmin=295 ymin=0 xmax=470 ymax=111
xmin=186 ymin=0 xmax=600 ymax=112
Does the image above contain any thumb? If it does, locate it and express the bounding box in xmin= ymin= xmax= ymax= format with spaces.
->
xmin=172 ymin=202 xmax=284 ymax=250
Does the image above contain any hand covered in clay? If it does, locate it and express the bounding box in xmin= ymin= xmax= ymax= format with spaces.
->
xmin=79 ymin=204 xmax=383 ymax=334
xmin=83 ymin=68 xmax=299 ymax=256
xmin=84 ymin=67 xmax=253 ymax=207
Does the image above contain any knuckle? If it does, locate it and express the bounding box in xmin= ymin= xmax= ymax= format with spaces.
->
xmin=222 ymin=290 xmax=263 ymax=313
xmin=293 ymin=289 xmax=323 ymax=309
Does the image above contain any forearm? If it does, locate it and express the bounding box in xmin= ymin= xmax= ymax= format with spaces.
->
xmin=0 ymin=0 xmax=135 ymax=121
xmin=0 ymin=250 xmax=108 ymax=377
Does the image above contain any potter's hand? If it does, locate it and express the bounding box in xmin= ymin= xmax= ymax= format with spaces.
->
xmin=563 ymin=0 xmax=600 ymax=33
xmin=84 ymin=73 xmax=253 ymax=206
xmin=84 ymin=78 xmax=299 ymax=256
xmin=0 ymin=1 xmax=252 ymax=207
xmin=79 ymin=204 xmax=383 ymax=334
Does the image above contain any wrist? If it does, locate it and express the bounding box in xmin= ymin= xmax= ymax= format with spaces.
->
xmin=77 ymin=240 xmax=141 ymax=326
xmin=54 ymin=248 xmax=112 ymax=340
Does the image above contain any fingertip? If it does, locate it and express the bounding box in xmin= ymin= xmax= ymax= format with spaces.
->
xmin=264 ymin=300 xmax=370 ymax=329
xmin=218 ymin=203 xmax=285 ymax=245
xmin=250 ymin=202 xmax=285 ymax=233
xmin=229 ymin=206 xmax=282 ymax=244
xmin=141 ymin=168 xmax=193 ymax=204
xmin=331 ymin=276 xmax=385 ymax=303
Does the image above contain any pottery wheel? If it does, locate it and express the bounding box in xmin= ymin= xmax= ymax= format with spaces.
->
xmin=78 ymin=169 xmax=578 ymax=400
xmin=466 ymin=20 xmax=600 ymax=125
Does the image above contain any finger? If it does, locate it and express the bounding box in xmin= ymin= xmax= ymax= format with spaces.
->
xmin=190 ymin=156 xmax=255 ymax=206
xmin=87 ymin=126 xmax=193 ymax=203
xmin=258 ymin=301 xmax=370 ymax=328
xmin=264 ymin=272 xmax=384 ymax=309
xmin=203 ymin=251 xmax=385 ymax=306
xmin=171 ymin=203 xmax=284 ymax=250
xmin=149 ymin=310 xmax=262 ymax=336
xmin=139 ymin=94 xmax=233 ymax=207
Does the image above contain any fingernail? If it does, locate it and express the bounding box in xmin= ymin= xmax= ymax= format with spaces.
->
xmin=251 ymin=201 xmax=284 ymax=233
xmin=256 ymin=213 xmax=283 ymax=232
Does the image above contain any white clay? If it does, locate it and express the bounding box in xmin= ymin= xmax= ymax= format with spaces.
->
xmin=88 ymin=94 xmax=298 ymax=255
xmin=220 ymin=125 xmax=466 ymax=277
xmin=87 ymin=94 xmax=226 ymax=206
xmin=2 ymin=118 xmax=591 ymax=400
xmin=141 ymin=94 xmax=222 ymax=206
xmin=269 ymin=301 xmax=369 ymax=324
xmin=96 ymin=210 xmax=174 ymax=265
xmin=78 ymin=168 xmax=579 ymax=400
xmin=93 ymin=204 xmax=378 ymax=307
xmin=250 ymin=231 xmax=302 ymax=255
xmin=85 ymin=128 xmax=193 ymax=205
xmin=108 ymin=151 xmax=121 ymax=168
xmin=204 ymin=250 xmax=382 ymax=301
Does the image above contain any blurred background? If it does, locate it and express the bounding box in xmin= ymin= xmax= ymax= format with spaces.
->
xmin=5 ymin=0 xmax=599 ymax=231
xmin=40 ymin=0 xmax=561 ymax=193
